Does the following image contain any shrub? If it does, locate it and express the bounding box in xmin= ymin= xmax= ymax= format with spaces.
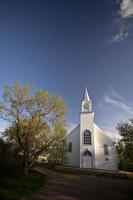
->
xmin=0 ymin=139 xmax=21 ymax=177
xmin=118 ymin=159 xmax=133 ymax=172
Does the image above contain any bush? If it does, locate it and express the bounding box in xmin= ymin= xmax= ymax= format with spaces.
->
xmin=0 ymin=139 xmax=22 ymax=177
xmin=118 ymin=159 xmax=133 ymax=172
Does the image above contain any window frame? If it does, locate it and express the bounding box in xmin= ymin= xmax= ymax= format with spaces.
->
xmin=104 ymin=144 xmax=109 ymax=155
xmin=68 ymin=142 xmax=72 ymax=152
xmin=83 ymin=130 xmax=91 ymax=145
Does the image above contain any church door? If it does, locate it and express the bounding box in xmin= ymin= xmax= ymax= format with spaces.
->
xmin=82 ymin=149 xmax=92 ymax=168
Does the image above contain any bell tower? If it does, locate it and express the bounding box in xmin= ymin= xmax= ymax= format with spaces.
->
xmin=80 ymin=87 xmax=95 ymax=168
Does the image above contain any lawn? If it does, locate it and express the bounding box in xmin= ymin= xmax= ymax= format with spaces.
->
xmin=0 ymin=169 xmax=46 ymax=200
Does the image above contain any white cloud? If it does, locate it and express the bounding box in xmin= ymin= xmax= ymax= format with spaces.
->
xmin=104 ymin=90 xmax=133 ymax=115
xmin=109 ymin=0 xmax=133 ymax=43
xmin=119 ymin=0 xmax=133 ymax=18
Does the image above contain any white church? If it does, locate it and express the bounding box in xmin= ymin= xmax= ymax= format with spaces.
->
xmin=66 ymin=88 xmax=118 ymax=170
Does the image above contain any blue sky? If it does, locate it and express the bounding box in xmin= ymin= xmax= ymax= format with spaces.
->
xmin=0 ymin=0 xmax=133 ymax=135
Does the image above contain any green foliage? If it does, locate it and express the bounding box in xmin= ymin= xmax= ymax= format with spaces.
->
xmin=0 ymin=81 xmax=68 ymax=174
xmin=118 ymin=158 xmax=133 ymax=172
xmin=116 ymin=119 xmax=133 ymax=172
xmin=47 ymin=121 xmax=67 ymax=166
xmin=0 ymin=169 xmax=46 ymax=200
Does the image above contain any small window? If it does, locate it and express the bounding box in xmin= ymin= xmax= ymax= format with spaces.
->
xmin=104 ymin=144 xmax=109 ymax=155
xmin=84 ymin=130 xmax=91 ymax=145
xmin=68 ymin=142 xmax=72 ymax=152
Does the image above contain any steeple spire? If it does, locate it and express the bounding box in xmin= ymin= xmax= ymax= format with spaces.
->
xmin=84 ymin=87 xmax=90 ymax=102
xmin=81 ymin=87 xmax=92 ymax=112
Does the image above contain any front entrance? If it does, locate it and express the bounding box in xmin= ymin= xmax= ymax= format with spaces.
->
xmin=82 ymin=149 xmax=92 ymax=168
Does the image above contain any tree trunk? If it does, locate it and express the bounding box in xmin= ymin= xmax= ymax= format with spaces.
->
xmin=22 ymin=152 xmax=29 ymax=175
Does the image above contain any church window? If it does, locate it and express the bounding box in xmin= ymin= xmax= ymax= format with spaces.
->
xmin=68 ymin=142 xmax=72 ymax=152
xmin=104 ymin=144 xmax=109 ymax=155
xmin=83 ymin=130 xmax=91 ymax=145
xmin=83 ymin=149 xmax=92 ymax=156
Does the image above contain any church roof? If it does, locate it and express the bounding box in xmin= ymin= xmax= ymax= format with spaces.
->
xmin=68 ymin=124 xmax=80 ymax=135
xmin=93 ymin=123 xmax=115 ymax=142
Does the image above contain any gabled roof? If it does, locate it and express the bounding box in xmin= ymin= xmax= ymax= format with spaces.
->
xmin=94 ymin=123 xmax=115 ymax=142
xmin=67 ymin=124 xmax=80 ymax=136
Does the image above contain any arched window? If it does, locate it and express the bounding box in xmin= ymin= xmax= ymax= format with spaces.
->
xmin=84 ymin=130 xmax=91 ymax=145
xmin=68 ymin=142 xmax=72 ymax=152
xmin=104 ymin=144 xmax=109 ymax=155
xmin=83 ymin=149 xmax=92 ymax=156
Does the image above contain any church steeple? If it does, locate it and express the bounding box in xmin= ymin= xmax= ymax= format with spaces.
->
xmin=81 ymin=87 xmax=92 ymax=112
xmin=85 ymin=87 xmax=90 ymax=101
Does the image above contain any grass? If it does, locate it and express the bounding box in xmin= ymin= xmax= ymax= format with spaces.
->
xmin=0 ymin=169 xmax=46 ymax=200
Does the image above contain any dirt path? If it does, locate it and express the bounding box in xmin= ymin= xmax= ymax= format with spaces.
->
xmin=24 ymin=167 xmax=132 ymax=200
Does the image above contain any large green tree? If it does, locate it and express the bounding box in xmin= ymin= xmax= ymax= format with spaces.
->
xmin=116 ymin=119 xmax=133 ymax=171
xmin=47 ymin=120 xmax=67 ymax=166
xmin=0 ymin=82 xmax=67 ymax=174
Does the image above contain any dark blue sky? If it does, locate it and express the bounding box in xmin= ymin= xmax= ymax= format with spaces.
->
xmin=0 ymin=0 xmax=133 ymax=134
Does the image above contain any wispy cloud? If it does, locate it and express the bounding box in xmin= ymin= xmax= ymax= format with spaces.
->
xmin=110 ymin=88 xmax=123 ymax=100
xmin=104 ymin=89 xmax=133 ymax=114
xmin=97 ymin=89 xmax=133 ymax=135
xmin=109 ymin=25 xmax=128 ymax=43
xmin=108 ymin=0 xmax=133 ymax=43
